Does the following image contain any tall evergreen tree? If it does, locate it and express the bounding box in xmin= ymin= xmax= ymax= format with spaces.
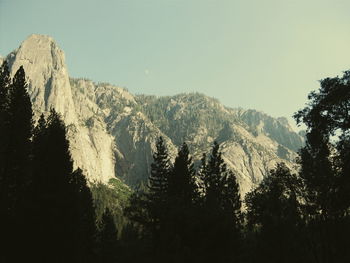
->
xmin=2 ymin=65 xmax=33 ymax=213
xmin=166 ymin=142 xmax=199 ymax=262
xmin=0 ymin=61 xmax=11 ymax=156
xmin=0 ymin=64 xmax=33 ymax=261
xmin=147 ymin=136 xmax=171 ymax=234
xmin=0 ymin=61 xmax=11 ymax=229
xmin=168 ymin=142 xmax=197 ymax=206
xmin=199 ymin=141 xmax=242 ymax=262
xmin=124 ymin=136 xmax=172 ymax=262
xmin=31 ymin=109 xmax=97 ymax=262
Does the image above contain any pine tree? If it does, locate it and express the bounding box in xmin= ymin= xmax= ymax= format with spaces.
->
xmin=199 ymin=141 xmax=242 ymax=262
xmin=0 ymin=64 xmax=33 ymax=261
xmin=2 ymin=66 xmax=33 ymax=213
xmin=31 ymin=109 xmax=97 ymax=262
xmin=0 ymin=61 xmax=11 ymax=157
xmin=168 ymin=142 xmax=197 ymax=206
xmin=147 ymin=136 xmax=171 ymax=233
xmin=202 ymin=142 xmax=241 ymax=216
xmin=125 ymin=137 xmax=172 ymax=262
xmin=0 ymin=60 xmax=11 ymax=223
xmin=166 ymin=142 xmax=199 ymax=261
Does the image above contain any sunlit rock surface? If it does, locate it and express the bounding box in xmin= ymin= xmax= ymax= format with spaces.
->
xmin=5 ymin=34 xmax=304 ymax=195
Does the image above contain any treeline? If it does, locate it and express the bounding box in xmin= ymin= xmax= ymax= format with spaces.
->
xmin=119 ymin=70 xmax=350 ymax=263
xmin=1 ymin=59 xmax=350 ymax=263
xmin=0 ymin=61 xmax=116 ymax=262
xmin=123 ymin=138 xmax=242 ymax=263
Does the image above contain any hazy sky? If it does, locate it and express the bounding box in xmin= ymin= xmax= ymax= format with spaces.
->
xmin=1 ymin=0 xmax=350 ymax=127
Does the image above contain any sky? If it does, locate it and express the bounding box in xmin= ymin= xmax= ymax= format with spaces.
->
xmin=1 ymin=0 xmax=350 ymax=128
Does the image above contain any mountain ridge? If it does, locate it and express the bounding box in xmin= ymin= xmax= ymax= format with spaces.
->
xmin=3 ymin=34 xmax=304 ymax=195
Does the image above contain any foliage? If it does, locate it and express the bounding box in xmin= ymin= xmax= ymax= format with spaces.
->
xmin=198 ymin=141 xmax=242 ymax=262
xmin=245 ymin=163 xmax=307 ymax=262
xmin=0 ymin=63 xmax=34 ymax=261
xmin=292 ymin=70 xmax=350 ymax=262
xmin=91 ymin=178 xmax=131 ymax=235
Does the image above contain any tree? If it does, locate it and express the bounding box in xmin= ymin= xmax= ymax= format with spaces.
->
xmin=294 ymin=70 xmax=350 ymax=262
xmin=168 ymin=142 xmax=198 ymax=206
xmin=245 ymin=163 xmax=306 ymax=263
xmin=147 ymin=136 xmax=171 ymax=234
xmin=0 ymin=61 xmax=11 ymax=158
xmin=124 ymin=136 xmax=172 ymax=262
xmin=199 ymin=141 xmax=242 ymax=262
xmin=31 ymin=109 xmax=97 ymax=262
xmin=165 ymin=142 xmax=199 ymax=261
xmin=0 ymin=61 xmax=12 ymax=250
xmin=0 ymin=64 xmax=34 ymax=261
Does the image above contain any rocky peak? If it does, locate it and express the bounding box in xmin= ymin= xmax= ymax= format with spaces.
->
xmin=4 ymin=35 xmax=305 ymax=196
xmin=5 ymin=35 xmax=117 ymax=184
xmin=8 ymin=34 xmax=77 ymax=124
xmin=236 ymin=109 xmax=304 ymax=152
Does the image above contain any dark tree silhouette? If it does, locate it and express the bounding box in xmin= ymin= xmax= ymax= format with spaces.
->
xmin=245 ymin=163 xmax=306 ymax=263
xmin=168 ymin=142 xmax=197 ymax=205
xmin=0 ymin=61 xmax=12 ymax=241
xmin=0 ymin=64 xmax=33 ymax=261
xmin=165 ymin=142 xmax=199 ymax=262
xmin=31 ymin=109 xmax=97 ymax=262
xmin=294 ymin=70 xmax=350 ymax=262
xmin=147 ymin=136 xmax=171 ymax=235
xmin=124 ymin=136 xmax=172 ymax=262
xmin=199 ymin=141 xmax=242 ymax=263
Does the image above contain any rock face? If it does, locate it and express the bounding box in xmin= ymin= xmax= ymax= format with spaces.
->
xmin=8 ymin=34 xmax=76 ymax=124
xmin=4 ymin=34 xmax=304 ymax=195
xmin=7 ymin=35 xmax=115 ymax=183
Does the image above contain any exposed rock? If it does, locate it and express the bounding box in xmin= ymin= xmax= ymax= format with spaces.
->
xmin=9 ymin=34 xmax=76 ymax=124
xmin=4 ymin=34 xmax=304 ymax=195
xmin=7 ymin=35 xmax=115 ymax=184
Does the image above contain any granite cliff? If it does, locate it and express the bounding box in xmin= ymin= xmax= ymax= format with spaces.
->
xmin=4 ymin=34 xmax=304 ymax=195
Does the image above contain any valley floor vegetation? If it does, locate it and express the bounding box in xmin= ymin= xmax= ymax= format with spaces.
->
xmin=1 ymin=61 xmax=350 ymax=263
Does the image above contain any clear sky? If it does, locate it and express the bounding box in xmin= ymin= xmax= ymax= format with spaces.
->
xmin=1 ymin=0 xmax=350 ymax=128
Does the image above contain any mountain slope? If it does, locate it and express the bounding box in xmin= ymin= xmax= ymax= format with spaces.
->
xmin=4 ymin=34 xmax=304 ymax=195
xmin=7 ymin=34 xmax=116 ymax=183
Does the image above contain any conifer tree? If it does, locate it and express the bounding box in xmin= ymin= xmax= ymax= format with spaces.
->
xmin=199 ymin=141 xmax=242 ymax=262
xmin=0 ymin=61 xmax=11 ymax=222
xmin=0 ymin=64 xmax=33 ymax=261
xmin=0 ymin=61 xmax=11 ymax=154
xmin=168 ymin=142 xmax=197 ymax=206
xmin=32 ymin=109 xmax=97 ymax=262
xmin=202 ymin=142 xmax=241 ymax=216
xmin=147 ymin=136 xmax=171 ymax=232
xmin=2 ymin=66 xmax=33 ymax=213
xmin=125 ymin=137 xmax=172 ymax=262
xmin=166 ymin=142 xmax=199 ymax=261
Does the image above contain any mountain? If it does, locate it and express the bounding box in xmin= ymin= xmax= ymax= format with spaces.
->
xmin=4 ymin=34 xmax=304 ymax=195
xmin=6 ymin=34 xmax=115 ymax=184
